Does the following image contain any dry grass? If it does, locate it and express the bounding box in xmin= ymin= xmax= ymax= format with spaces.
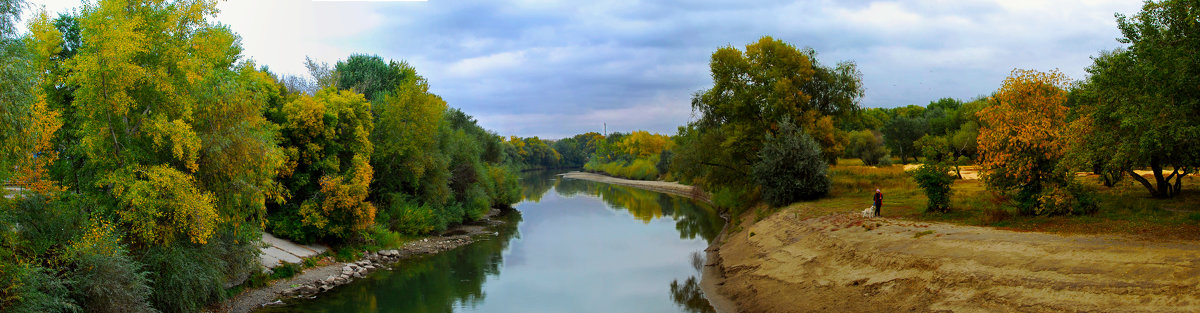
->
xmin=782 ymin=159 xmax=1200 ymax=241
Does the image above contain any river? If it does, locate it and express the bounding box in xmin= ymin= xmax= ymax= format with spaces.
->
xmin=257 ymin=171 xmax=724 ymax=313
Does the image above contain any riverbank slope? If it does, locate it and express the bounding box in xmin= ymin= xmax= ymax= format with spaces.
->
xmin=718 ymin=211 xmax=1200 ymax=312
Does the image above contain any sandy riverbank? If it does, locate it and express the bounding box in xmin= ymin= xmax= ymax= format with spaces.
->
xmin=717 ymin=211 xmax=1200 ymax=312
xmin=561 ymin=171 xmax=712 ymax=203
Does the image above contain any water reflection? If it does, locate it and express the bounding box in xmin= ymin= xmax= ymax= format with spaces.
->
xmin=669 ymin=252 xmax=716 ymax=313
xmin=257 ymin=211 xmax=523 ymax=313
xmin=549 ymin=173 xmax=723 ymax=242
xmin=258 ymin=171 xmax=720 ymax=313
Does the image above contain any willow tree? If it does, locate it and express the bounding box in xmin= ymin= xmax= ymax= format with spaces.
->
xmin=1074 ymin=0 xmax=1200 ymax=198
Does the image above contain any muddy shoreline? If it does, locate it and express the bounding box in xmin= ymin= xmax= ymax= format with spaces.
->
xmin=216 ymin=210 xmax=511 ymax=313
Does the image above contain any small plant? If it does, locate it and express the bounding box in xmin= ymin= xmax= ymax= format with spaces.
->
xmin=912 ymin=162 xmax=954 ymax=213
xmin=270 ymin=262 xmax=302 ymax=280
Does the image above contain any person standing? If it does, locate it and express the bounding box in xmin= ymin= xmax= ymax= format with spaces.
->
xmin=873 ymin=189 xmax=883 ymax=217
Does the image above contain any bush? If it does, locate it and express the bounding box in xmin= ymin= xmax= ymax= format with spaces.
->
xmin=71 ymin=246 xmax=156 ymax=313
xmin=1033 ymin=181 xmax=1098 ymax=216
xmin=752 ymin=119 xmax=830 ymax=207
xmin=140 ymin=243 xmax=225 ymax=313
xmin=0 ymin=264 xmax=77 ymax=313
xmin=377 ymin=193 xmax=439 ymax=235
xmin=912 ymin=162 xmax=954 ymax=213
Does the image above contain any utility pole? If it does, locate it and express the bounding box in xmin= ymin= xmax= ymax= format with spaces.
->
xmin=603 ymin=123 xmax=607 ymax=136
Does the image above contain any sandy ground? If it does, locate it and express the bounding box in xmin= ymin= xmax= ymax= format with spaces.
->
xmin=561 ymin=171 xmax=711 ymax=203
xmin=714 ymin=212 xmax=1200 ymax=313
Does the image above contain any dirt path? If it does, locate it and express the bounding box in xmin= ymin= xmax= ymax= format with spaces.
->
xmin=716 ymin=212 xmax=1200 ymax=312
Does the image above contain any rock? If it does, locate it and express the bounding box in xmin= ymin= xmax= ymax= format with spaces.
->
xmin=365 ymin=265 xmax=376 ymax=270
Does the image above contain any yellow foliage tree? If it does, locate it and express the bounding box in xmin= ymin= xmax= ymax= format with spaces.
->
xmin=619 ymin=131 xmax=674 ymax=158
xmin=105 ymin=165 xmax=218 ymax=246
xmin=977 ymin=69 xmax=1089 ymax=215
xmin=12 ymin=11 xmax=65 ymax=195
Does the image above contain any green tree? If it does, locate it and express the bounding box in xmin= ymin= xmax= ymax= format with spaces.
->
xmin=1074 ymin=0 xmax=1200 ymax=198
xmin=0 ymin=0 xmax=34 ymax=184
xmin=881 ymin=116 xmax=927 ymax=164
xmin=680 ymin=36 xmax=861 ymax=188
xmin=844 ymin=130 xmax=890 ymax=166
xmin=269 ymin=88 xmax=375 ymax=242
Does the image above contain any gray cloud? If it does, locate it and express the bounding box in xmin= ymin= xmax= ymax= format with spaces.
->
xmin=201 ymin=0 xmax=1145 ymax=138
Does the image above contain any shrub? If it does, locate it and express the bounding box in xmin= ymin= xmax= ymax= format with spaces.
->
xmin=1033 ymin=181 xmax=1098 ymax=216
xmin=6 ymin=194 xmax=86 ymax=257
xmin=141 ymin=243 xmax=225 ymax=313
xmin=912 ymin=162 xmax=954 ymax=213
xmin=70 ymin=246 xmax=156 ymax=313
xmin=464 ymin=184 xmax=490 ymax=221
xmin=377 ymin=193 xmax=439 ymax=235
xmin=752 ymin=119 xmax=830 ymax=207
xmin=0 ymin=264 xmax=77 ymax=313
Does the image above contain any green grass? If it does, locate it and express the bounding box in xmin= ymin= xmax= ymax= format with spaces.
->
xmin=778 ymin=159 xmax=1200 ymax=241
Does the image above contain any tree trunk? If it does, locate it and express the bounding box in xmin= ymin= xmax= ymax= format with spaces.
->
xmin=1127 ymin=169 xmax=1161 ymax=198
xmin=1130 ymin=157 xmax=1180 ymax=198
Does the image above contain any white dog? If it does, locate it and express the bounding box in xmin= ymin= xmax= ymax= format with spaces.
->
xmin=862 ymin=206 xmax=876 ymax=218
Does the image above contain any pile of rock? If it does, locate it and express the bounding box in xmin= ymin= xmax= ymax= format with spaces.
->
xmin=281 ymin=249 xmax=403 ymax=298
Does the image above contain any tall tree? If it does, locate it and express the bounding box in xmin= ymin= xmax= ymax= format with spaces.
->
xmin=1075 ymin=0 xmax=1200 ymax=198
xmin=681 ymin=36 xmax=862 ymax=187
xmin=269 ymin=88 xmax=375 ymax=242
xmin=978 ymin=69 xmax=1090 ymax=215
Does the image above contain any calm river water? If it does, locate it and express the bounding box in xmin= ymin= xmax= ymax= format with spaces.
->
xmin=259 ymin=171 xmax=724 ymax=313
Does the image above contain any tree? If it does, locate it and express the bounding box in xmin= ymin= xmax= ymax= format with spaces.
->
xmin=269 ymin=88 xmax=375 ymax=242
xmin=70 ymin=0 xmax=258 ymax=246
xmin=882 ymin=116 xmax=927 ymax=164
xmin=335 ymin=54 xmax=417 ymax=102
xmin=844 ymin=130 xmax=890 ymax=166
xmin=0 ymin=0 xmax=34 ymax=184
xmin=752 ymin=118 xmax=830 ymax=207
xmin=681 ymin=36 xmax=862 ymax=188
xmin=1073 ymin=0 xmax=1200 ymax=198
xmin=978 ymin=69 xmax=1090 ymax=215
xmin=367 ymin=61 xmax=447 ymax=205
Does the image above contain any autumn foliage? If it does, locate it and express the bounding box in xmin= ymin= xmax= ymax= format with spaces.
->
xmin=977 ymin=69 xmax=1094 ymax=215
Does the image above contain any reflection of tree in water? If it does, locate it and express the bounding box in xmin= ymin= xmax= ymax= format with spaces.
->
xmin=519 ymin=170 xmax=561 ymax=202
xmin=260 ymin=211 xmax=523 ymax=313
xmin=553 ymin=177 xmax=723 ymax=242
xmin=670 ymin=251 xmax=716 ymax=313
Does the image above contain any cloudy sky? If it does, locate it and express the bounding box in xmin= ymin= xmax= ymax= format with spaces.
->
xmin=25 ymin=0 xmax=1143 ymax=138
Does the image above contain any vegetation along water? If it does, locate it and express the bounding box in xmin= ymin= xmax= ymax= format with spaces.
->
xmin=257 ymin=171 xmax=724 ymax=313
